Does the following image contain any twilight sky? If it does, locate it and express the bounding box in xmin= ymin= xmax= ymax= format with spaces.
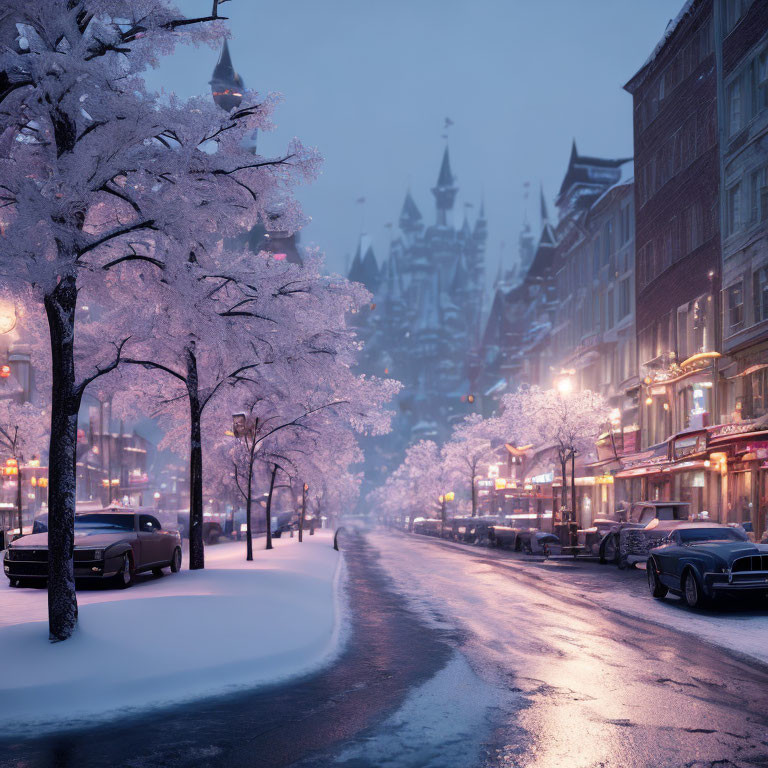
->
xmin=145 ymin=0 xmax=681 ymax=277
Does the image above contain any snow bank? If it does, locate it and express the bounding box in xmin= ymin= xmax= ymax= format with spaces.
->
xmin=0 ymin=531 xmax=346 ymax=736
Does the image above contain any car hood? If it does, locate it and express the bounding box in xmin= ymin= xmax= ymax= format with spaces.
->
xmin=686 ymin=541 xmax=762 ymax=560
xmin=10 ymin=531 xmax=132 ymax=549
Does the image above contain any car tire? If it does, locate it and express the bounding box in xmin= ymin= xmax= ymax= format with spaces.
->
xmin=170 ymin=547 xmax=182 ymax=573
xmin=647 ymin=559 xmax=668 ymax=599
xmin=599 ymin=534 xmax=618 ymax=565
xmin=9 ymin=577 xmax=20 ymax=588
xmin=683 ymin=569 xmax=705 ymax=609
xmin=117 ymin=552 xmax=134 ymax=589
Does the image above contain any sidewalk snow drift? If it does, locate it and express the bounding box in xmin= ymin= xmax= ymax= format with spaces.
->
xmin=0 ymin=531 xmax=346 ymax=736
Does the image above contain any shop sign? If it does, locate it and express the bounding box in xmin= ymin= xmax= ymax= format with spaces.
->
xmin=710 ymin=421 xmax=757 ymax=438
xmin=476 ymin=479 xmax=494 ymax=489
xmin=529 ymin=471 xmax=554 ymax=484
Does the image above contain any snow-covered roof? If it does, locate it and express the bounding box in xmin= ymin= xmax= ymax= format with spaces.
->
xmin=625 ymin=0 xmax=696 ymax=90
xmin=589 ymin=160 xmax=634 ymax=212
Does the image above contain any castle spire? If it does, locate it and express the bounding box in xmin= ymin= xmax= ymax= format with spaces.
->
xmin=540 ymin=184 xmax=549 ymax=225
xmin=210 ymin=40 xmax=244 ymax=112
xmin=399 ymin=189 xmax=423 ymax=233
xmin=431 ymin=146 xmax=458 ymax=226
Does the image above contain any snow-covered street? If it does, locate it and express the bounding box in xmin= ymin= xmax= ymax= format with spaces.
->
xmin=5 ymin=529 xmax=768 ymax=768
xmin=0 ymin=532 xmax=345 ymax=736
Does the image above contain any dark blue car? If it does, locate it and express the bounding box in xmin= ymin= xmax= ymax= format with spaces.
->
xmin=647 ymin=523 xmax=768 ymax=608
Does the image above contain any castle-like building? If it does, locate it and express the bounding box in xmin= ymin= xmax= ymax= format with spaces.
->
xmin=349 ymin=148 xmax=487 ymax=482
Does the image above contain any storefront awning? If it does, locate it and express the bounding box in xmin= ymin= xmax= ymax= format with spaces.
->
xmin=733 ymin=363 xmax=768 ymax=378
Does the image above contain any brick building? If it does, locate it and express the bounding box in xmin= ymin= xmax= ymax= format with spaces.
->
xmin=709 ymin=0 xmax=768 ymax=537
xmin=624 ymin=0 xmax=721 ymax=445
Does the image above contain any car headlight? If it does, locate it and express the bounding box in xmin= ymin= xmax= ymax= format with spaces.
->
xmin=93 ymin=550 xmax=103 ymax=561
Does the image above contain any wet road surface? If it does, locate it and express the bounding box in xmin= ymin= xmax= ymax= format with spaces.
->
xmin=360 ymin=532 xmax=768 ymax=768
xmin=3 ymin=530 xmax=768 ymax=767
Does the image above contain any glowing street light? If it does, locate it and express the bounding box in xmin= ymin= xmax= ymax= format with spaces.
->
xmin=556 ymin=375 xmax=573 ymax=395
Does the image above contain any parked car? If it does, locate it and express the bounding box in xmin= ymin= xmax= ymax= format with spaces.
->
xmin=489 ymin=526 xmax=560 ymax=557
xmin=516 ymin=529 xmax=562 ymax=557
xmin=412 ymin=519 xmax=442 ymax=537
xmin=489 ymin=525 xmax=527 ymax=550
xmin=621 ymin=514 xmax=706 ymax=568
xmin=576 ymin=518 xmax=620 ymax=557
xmin=3 ymin=510 xmax=182 ymax=588
xmin=444 ymin=517 xmax=477 ymax=543
xmin=646 ymin=523 xmax=768 ymax=608
xmin=597 ymin=501 xmax=691 ymax=567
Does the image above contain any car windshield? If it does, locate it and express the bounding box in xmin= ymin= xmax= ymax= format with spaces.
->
xmin=680 ymin=528 xmax=747 ymax=543
xmin=74 ymin=514 xmax=135 ymax=531
xmin=655 ymin=506 xmax=686 ymax=521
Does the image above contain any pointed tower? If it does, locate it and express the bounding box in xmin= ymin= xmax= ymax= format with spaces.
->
xmin=361 ymin=241 xmax=380 ymax=293
xmin=431 ymin=147 xmax=458 ymax=226
xmin=473 ymin=199 xmax=487 ymax=246
xmin=210 ymin=41 xmax=244 ymax=112
xmin=518 ymin=218 xmax=535 ymax=278
xmin=399 ymin=190 xmax=423 ymax=234
xmin=347 ymin=241 xmax=364 ymax=284
xmin=348 ymin=235 xmax=379 ymax=291
xmin=540 ymin=183 xmax=550 ymax=227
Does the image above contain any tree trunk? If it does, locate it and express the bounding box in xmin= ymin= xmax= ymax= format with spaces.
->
xmin=185 ymin=346 xmax=204 ymax=570
xmin=16 ymin=461 xmax=23 ymax=535
xmin=559 ymin=455 xmax=568 ymax=513
xmin=245 ymin=463 xmax=253 ymax=561
xmin=44 ymin=275 xmax=80 ymax=642
xmin=570 ymin=449 xmax=576 ymax=527
xmin=471 ymin=468 xmax=477 ymax=517
xmin=265 ymin=464 xmax=277 ymax=550
xmin=299 ymin=483 xmax=306 ymax=542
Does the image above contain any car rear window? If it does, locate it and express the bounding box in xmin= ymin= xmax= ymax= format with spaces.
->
xmin=75 ymin=514 xmax=135 ymax=531
xmin=655 ymin=506 xmax=687 ymax=521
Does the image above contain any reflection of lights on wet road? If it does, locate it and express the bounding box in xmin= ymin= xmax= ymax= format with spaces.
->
xmin=369 ymin=533 xmax=768 ymax=768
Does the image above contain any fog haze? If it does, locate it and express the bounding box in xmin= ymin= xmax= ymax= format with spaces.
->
xmin=146 ymin=0 xmax=680 ymax=276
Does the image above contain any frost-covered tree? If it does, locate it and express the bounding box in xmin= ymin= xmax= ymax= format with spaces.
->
xmin=0 ymin=399 xmax=49 ymax=532
xmin=500 ymin=387 xmax=607 ymax=518
xmin=0 ymin=1 xmax=318 ymax=640
xmin=442 ymin=414 xmax=497 ymax=518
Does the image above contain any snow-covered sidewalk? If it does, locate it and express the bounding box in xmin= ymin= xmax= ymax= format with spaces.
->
xmin=0 ymin=531 xmax=346 ymax=736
